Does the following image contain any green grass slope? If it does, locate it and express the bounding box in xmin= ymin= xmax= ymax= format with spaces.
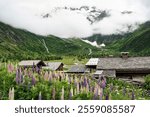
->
xmin=109 ymin=22 xmax=150 ymax=56
xmin=84 ymin=33 xmax=130 ymax=45
xmin=0 ymin=22 xmax=99 ymax=61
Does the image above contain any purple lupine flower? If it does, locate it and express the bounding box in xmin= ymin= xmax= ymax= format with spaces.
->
xmin=87 ymin=78 xmax=90 ymax=85
xmin=103 ymin=77 xmax=107 ymax=83
xmin=86 ymin=83 xmax=89 ymax=93
xmin=79 ymin=82 xmax=81 ymax=91
xmin=18 ymin=68 xmax=23 ymax=84
xmin=80 ymin=84 xmax=83 ymax=93
xmin=93 ymin=87 xmax=98 ymax=100
xmin=83 ymin=77 xmax=87 ymax=87
xmin=38 ymin=92 xmax=42 ymax=100
xmin=20 ymin=74 xmax=24 ymax=84
xmin=15 ymin=70 xmax=19 ymax=84
xmin=32 ymin=76 xmax=36 ymax=86
xmin=81 ymin=81 xmax=84 ymax=88
xmin=98 ymin=77 xmax=101 ymax=84
xmin=35 ymin=66 xmax=39 ymax=73
xmin=99 ymin=92 xmax=103 ymax=100
xmin=100 ymin=80 xmax=106 ymax=89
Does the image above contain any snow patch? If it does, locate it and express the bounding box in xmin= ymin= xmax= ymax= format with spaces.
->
xmin=82 ymin=40 xmax=106 ymax=48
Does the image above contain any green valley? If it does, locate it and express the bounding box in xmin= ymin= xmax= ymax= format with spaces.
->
xmin=0 ymin=22 xmax=100 ymax=61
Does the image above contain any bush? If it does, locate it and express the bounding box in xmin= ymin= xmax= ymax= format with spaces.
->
xmin=144 ymin=75 xmax=150 ymax=90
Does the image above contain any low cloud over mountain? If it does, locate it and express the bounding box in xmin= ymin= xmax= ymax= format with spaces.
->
xmin=0 ymin=0 xmax=150 ymax=38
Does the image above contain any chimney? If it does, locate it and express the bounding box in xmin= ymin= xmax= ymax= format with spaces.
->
xmin=120 ymin=52 xmax=129 ymax=59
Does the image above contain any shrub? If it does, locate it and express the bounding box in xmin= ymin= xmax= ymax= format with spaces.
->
xmin=144 ymin=75 xmax=150 ymax=90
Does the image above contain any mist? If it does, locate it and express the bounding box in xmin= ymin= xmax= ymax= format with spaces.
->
xmin=0 ymin=0 xmax=149 ymax=38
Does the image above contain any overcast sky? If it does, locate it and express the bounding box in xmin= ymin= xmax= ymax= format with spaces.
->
xmin=0 ymin=0 xmax=150 ymax=38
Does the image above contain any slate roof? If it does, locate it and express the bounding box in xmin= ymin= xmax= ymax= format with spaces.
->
xmin=19 ymin=60 xmax=46 ymax=66
xmin=86 ymin=58 xmax=99 ymax=66
xmin=97 ymin=57 xmax=150 ymax=71
xmin=43 ymin=62 xmax=63 ymax=71
xmin=67 ymin=65 xmax=89 ymax=73
xmin=94 ymin=70 xmax=116 ymax=77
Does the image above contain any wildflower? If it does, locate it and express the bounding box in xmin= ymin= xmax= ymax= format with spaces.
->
xmin=35 ymin=66 xmax=40 ymax=74
xmin=15 ymin=70 xmax=19 ymax=84
xmin=81 ymin=81 xmax=84 ymax=88
xmin=79 ymin=82 xmax=81 ymax=92
xmin=100 ymin=88 xmax=103 ymax=100
xmin=61 ymin=86 xmax=64 ymax=100
xmin=70 ymin=87 xmax=74 ymax=97
xmin=31 ymin=75 xmax=36 ymax=86
xmin=83 ymin=77 xmax=87 ymax=87
xmin=80 ymin=83 xmax=83 ymax=93
xmin=7 ymin=63 xmax=14 ymax=73
xmin=38 ymin=92 xmax=42 ymax=100
xmin=100 ymin=79 xmax=106 ymax=89
xmin=52 ymin=88 xmax=56 ymax=100
xmin=86 ymin=83 xmax=89 ymax=93
xmin=77 ymin=82 xmax=79 ymax=94
xmin=44 ymin=71 xmax=49 ymax=81
xmin=69 ymin=91 xmax=72 ymax=100
xmin=9 ymin=87 xmax=14 ymax=100
xmin=21 ymin=74 xmax=24 ymax=83
xmin=93 ymin=87 xmax=98 ymax=100
xmin=87 ymin=78 xmax=90 ymax=85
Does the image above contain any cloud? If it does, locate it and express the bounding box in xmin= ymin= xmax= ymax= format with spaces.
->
xmin=0 ymin=0 xmax=149 ymax=38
